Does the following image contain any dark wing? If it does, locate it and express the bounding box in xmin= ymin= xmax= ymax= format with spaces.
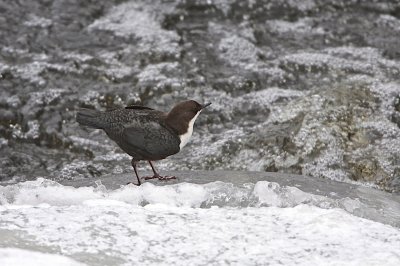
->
xmin=121 ymin=120 xmax=180 ymax=160
xmin=125 ymin=105 xmax=154 ymax=110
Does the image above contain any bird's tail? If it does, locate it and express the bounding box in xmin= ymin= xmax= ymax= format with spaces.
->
xmin=76 ymin=109 xmax=104 ymax=129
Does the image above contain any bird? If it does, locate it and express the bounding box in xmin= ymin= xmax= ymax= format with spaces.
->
xmin=76 ymin=100 xmax=211 ymax=185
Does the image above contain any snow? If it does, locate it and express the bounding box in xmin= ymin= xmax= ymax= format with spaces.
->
xmin=0 ymin=179 xmax=400 ymax=265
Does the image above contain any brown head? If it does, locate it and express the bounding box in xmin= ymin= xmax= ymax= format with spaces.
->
xmin=165 ymin=100 xmax=211 ymax=135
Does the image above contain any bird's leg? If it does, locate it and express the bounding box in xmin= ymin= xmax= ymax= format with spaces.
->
xmin=142 ymin=161 xmax=176 ymax=181
xmin=127 ymin=159 xmax=141 ymax=186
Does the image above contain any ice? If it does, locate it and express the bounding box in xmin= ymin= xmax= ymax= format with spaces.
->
xmin=0 ymin=248 xmax=85 ymax=266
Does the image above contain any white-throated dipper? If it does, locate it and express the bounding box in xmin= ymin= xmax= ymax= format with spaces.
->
xmin=76 ymin=100 xmax=211 ymax=185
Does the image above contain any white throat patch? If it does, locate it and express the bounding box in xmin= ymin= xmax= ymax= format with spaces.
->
xmin=179 ymin=111 xmax=201 ymax=150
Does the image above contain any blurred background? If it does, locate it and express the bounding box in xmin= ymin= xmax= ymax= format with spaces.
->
xmin=0 ymin=0 xmax=399 ymax=192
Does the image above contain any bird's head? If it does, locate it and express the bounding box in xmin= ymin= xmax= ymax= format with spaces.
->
xmin=166 ymin=100 xmax=211 ymax=134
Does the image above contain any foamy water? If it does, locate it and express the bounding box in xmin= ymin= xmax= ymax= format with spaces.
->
xmin=0 ymin=248 xmax=85 ymax=266
xmin=1 ymin=179 xmax=399 ymax=265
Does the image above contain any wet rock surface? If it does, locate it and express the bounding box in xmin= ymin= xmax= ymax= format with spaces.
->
xmin=1 ymin=0 xmax=400 ymax=192
xmin=61 ymin=170 xmax=400 ymax=227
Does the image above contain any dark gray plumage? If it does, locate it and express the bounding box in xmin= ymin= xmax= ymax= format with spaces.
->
xmin=76 ymin=100 xmax=211 ymax=185
xmin=77 ymin=107 xmax=180 ymax=160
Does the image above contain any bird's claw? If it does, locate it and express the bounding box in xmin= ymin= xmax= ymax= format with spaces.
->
xmin=141 ymin=175 xmax=176 ymax=181
xmin=158 ymin=175 xmax=176 ymax=181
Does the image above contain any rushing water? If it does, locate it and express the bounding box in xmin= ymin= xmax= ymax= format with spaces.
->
xmin=1 ymin=1 xmax=400 ymax=264
xmin=0 ymin=0 xmax=399 ymax=191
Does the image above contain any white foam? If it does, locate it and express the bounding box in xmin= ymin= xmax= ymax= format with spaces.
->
xmin=0 ymin=178 xmax=383 ymax=215
xmin=0 ymin=248 xmax=85 ymax=266
xmin=0 ymin=178 xmax=209 ymax=208
xmin=1 ymin=179 xmax=400 ymax=265
xmin=0 ymin=203 xmax=399 ymax=265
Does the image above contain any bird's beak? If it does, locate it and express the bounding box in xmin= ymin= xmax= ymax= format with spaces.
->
xmin=201 ymin=102 xmax=212 ymax=109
